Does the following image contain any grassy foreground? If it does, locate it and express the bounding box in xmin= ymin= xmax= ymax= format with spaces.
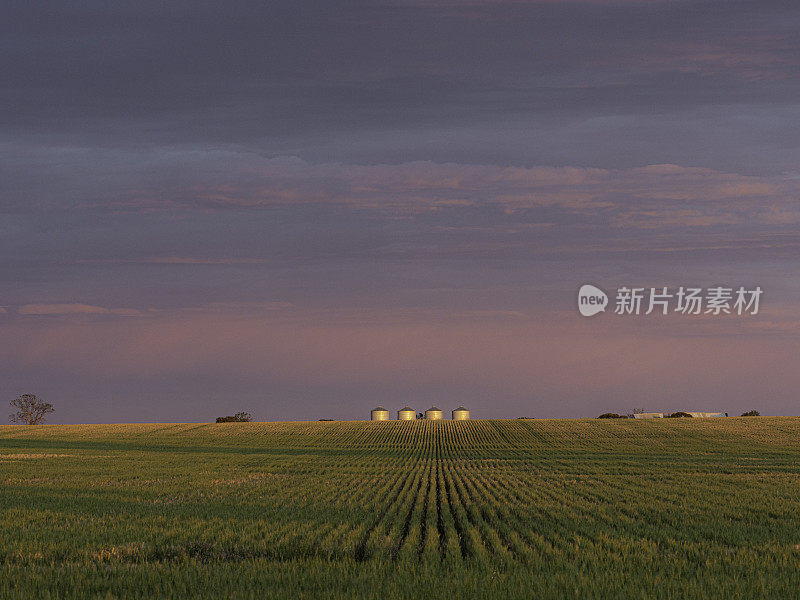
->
xmin=2 ymin=418 xmax=800 ymax=599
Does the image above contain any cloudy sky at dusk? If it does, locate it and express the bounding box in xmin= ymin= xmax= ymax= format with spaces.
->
xmin=2 ymin=0 xmax=800 ymax=422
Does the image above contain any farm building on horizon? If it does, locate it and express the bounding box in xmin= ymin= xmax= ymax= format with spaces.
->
xmin=633 ymin=412 xmax=664 ymax=419
xmin=370 ymin=407 xmax=390 ymax=421
xmin=633 ymin=411 xmax=728 ymax=419
xmin=369 ymin=406 xmax=470 ymax=420
xmin=425 ymin=407 xmax=444 ymax=420
xmin=452 ymin=407 xmax=470 ymax=420
xmin=398 ymin=407 xmax=416 ymax=420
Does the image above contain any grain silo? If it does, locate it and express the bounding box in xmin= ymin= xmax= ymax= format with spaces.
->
xmin=370 ymin=406 xmax=390 ymax=421
xmin=452 ymin=406 xmax=470 ymax=420
xmin=398 ymin=407 xmax=416 ymax=420
xmin=424 ymin=406 xmax=443 ymax=420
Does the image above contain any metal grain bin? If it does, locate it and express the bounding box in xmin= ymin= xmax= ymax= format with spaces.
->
xmin=398 ymin=407 xmax=416 ymax=420
xmin=452 ymin=406 xmax=470 ymax=420
xmin=370 ymin=406 xmax=390 ymax=421
xmin=424 ymin=406 xmax=443 ymax=420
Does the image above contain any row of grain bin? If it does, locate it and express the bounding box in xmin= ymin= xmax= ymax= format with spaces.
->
xmin=370 ymin=406 xmax=470 ymax=420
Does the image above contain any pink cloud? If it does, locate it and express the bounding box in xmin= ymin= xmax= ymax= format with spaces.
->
xmin=2 ymin=305 xmax=795 ymax=380
xmin=595 ymin=35 xmax=800 ymax=81
xmin=107 ymin=158 xmax=799 ymax=231
xmin=395 ymin=0 xmax=671 ymax=5
xmin=79 ymin=257 xmax=273 ymax=265
xmin=1 ymin=305 xmax=798 ymax=419
xmin=18 ymin=304 xmax=142 ymax=317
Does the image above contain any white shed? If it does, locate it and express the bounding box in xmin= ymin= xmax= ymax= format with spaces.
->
xmin=687 ymin=412 xmax=728 ymax=418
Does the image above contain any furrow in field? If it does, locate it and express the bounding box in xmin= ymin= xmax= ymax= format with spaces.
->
xmin=355 ymin=453 xmax=426 ymax=561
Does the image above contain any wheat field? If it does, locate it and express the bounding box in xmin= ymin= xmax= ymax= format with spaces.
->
xmin=2 ymin=418 xmax=800 ymax=599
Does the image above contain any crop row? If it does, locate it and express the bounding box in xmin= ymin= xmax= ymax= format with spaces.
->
xmin=2 ymin=419 xmax=800 ymax=570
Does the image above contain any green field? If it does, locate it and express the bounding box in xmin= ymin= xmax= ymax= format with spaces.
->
xmin=2 ymin=418 xmax=800 ymax=599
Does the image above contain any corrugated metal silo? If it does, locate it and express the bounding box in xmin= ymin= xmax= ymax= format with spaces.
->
xmin=452 ymin=406 xmax=470 ymax=420
xmin=370 ymin=406 xmax=390 ymax=421
xmin=398 ymin=407 xmax=416 ymax=420
xmin=424 ymin=406 xmax=443 ymax=420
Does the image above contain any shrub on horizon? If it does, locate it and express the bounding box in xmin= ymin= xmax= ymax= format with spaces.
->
xmin=215 ymin=412 xmax=253 ymax=423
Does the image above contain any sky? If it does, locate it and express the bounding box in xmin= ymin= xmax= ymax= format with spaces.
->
xmin=2 ymin=0 xmax=800 ymax=422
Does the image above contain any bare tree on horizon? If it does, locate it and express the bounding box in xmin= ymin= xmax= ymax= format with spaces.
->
xmin=9 ymin=394 xmax=54 ymax=425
